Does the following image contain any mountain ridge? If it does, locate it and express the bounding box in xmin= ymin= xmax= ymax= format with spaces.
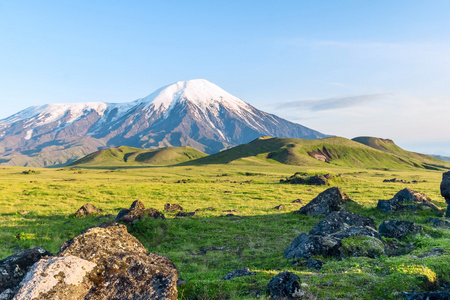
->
xmin=0 ymin=79 xmax=327 ymax=167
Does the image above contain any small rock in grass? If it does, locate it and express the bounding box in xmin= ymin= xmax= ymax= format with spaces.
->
xmin=267 ymin=271 xmax=303 ymax=299
xmin=274 ymin=205 xmax=285 ymax=210
xmin=292 ymin=199 xmax=302 ymax=203
xmin=175 ymin=211 xmax=196 ymax=218
xmin=164 ymin=203 xmax=183 ymax=212
xmin=379 ymin=219 xmax=423 ymax=240
xmin=221 ymin=267 xmax=256 ymax=280
xmin=74 ymin=203 xmax=102 ymax=218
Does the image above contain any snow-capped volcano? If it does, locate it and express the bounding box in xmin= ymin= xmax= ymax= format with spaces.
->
xmin=0 ymin=79 xmax=327 ymax=167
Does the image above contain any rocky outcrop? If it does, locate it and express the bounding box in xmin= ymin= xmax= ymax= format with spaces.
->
xmin=379 ymin=220 xmax=423 ymax=240
xmin=295 ymin=187 xmax=357 ymax=216
xmin=221 ymin=267 xmax=256 ymax=281
xmin=116 ymin=200 xmax=165 ymax=225
xmin=74 ymin=203 xmax=102 ymax=218
xmin=58 ymin=224 xmax=178 ymax=299
xmin=12 ymin=256 xmax=96 ymax=300
xmin=0 ymin=247 xmax=53 ymax=296
xmin=285 ymin=211 xmax=383 ymax=259
xmin=377 ymin=188 xmax=440 ymax=213
xmin=267 ymin=272 xmax=303 ymax=300
xmin=440 ymin=171 xmax=450 ymax=217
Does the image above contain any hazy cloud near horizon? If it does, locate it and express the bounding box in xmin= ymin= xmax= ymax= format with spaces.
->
xmin=277 ymin=93 xmax=389 ymax=111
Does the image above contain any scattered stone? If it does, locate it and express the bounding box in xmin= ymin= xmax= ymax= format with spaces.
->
xmin=74 ymin=203 xmax=102 ymax=218
xmin=403 ymin=291 xmax=450 ymax=300
xmin=306 ymin=258 xmax=325 ymax=270
xmin=309 ymin=211 xmax=377 ymax=236
xmin=164 ymin=203 xmax=184 ymax=212
xmin=116 ymin=201 xmax=165 ymax=225
xmin=175 ymin=211 xmax=196 ymax=217
xmin=267 ymin=271 xmax=303 ymax=299
xmin=222 ymin=209 xmax=238 ymax=213
xmin=426 ymin=217 xmax=450 ymax=228
xmin=295 ymin=187 xmax=357 ymax=216
xmin=377 ymin=188 xmax=441 ymax=213
xmin=13 ymin=256 xmax=96 ymax=300
xmin=440 ymin=171 xmax=450 ymax=217
xmin=274 ymin=205 xmax=285 ymax=210
xmin=0 ymin=247 xmax=53 ymax=294
xmin=292 ymin=199 xmax=302 ymax=204
xmin=58 ymin=224 xmax=178 ymax=299
xmin=383 ymin=178 xmax=407 ymax=183
xmin=379 ymin=219 xmax=423 ymax=240
xmin=223 ymin=191 xmax=233 ymax=194
xmin=221 ymin=267 xmax=256 ymax=280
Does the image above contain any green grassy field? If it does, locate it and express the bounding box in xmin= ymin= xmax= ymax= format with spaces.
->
xmin=0 ymin=163 xmax=448 ymax=299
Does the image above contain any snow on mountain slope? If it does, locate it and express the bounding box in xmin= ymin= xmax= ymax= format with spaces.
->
xmin=0 ymin=79 xmax=328 ymax=167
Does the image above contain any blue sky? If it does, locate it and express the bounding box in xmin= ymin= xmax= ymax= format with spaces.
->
xmin=1 ymin=1 xmax=450 ymax=155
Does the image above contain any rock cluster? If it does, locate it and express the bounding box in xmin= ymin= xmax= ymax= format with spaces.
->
xmin=377 ymin=188 xmax=440 ymax=213
xmin=116 ymin=200 xmax=165 ymax=225
xmin=281 ymin=173 xmax=334 ymax=185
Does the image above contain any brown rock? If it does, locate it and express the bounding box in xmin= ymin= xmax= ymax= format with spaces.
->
xmin=74 ymin=203 xmax=102 ymax=218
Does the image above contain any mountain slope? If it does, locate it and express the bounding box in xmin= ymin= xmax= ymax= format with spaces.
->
xmin=70 ymin=146 xmax=207 ymax=167
xmin=352 ymin=136 xmax=449 ymax=170
xmin=184 ymin=136 xmax=450 ymax=170
xmin=0 ymin=79 xmax=327 ymax=167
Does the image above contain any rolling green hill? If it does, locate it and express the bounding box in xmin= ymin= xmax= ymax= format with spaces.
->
xmin=184 ymin=136 xmax=450 ymax=170
xmin=69 ymin=146 xmax=208 ymax=167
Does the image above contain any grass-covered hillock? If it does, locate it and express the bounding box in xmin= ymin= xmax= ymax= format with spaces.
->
xmin=70 ymin=145 xmax=208 ymax=167
xmin=186 ymin=136 xmax=450 ymax=170
xmin=0 ymin=164 xmax=448 ymax=299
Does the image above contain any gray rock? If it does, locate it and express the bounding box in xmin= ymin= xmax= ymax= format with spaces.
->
xmin=426 ymin=218 xmax=450 ymax=228
xmin=58 ymin=224 xmax=178 ymax=300
xmin=377 ymin=188 xmax=441 ymax=213
xmin=309 ymin=211 xmax=377 ymax=236
xmin=116 ymin=201 xmax=165 ymax=225
xmin=284 ymin=233 xmax=341 ymax=259
xmin=0 ymin=247 xmax=53 ymax=295
xmin=130 ymin=199 xmax=145 ymax=210
xmin=221 ymin=267 xmax=256 ymax=280
xmin=74 ymin=203 xmax=102 ymax=218
xmin=379 ymin=219 xmax=423 ymax=240
xmin=13 ymin=256 xmax=96 ymax=300
xmin=306 ymin=258 xmax=325 ymax=270
xmin=267 ymin=272 xmax=303 ymax=299
xmin=175 ymin=211 xmax=196 ymax=217
xmin=295 ymin=187 xmax=357 ymax=216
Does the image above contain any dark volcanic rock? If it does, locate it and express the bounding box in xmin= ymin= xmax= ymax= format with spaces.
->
xmin=377 ymin=188 xmax=440 ymax=213
xmin=274 ymin=205 xmax=285 ymax=210
xmin=284 ymin=233 xmax=341 ymax=259
xmin=292 ymin=199 xmax=303 ymax=204
xmin=332 ymin=226 xmax=382 ymax=241
xmin=58 ymin=224 xmax=178 ymax=300
xmin=403 ymin=291 xmax=450 ymax=300
xmin=116 ymin=201 xmax=165 ymax=225
xmin=379 ymin=219 xmax=423 ymax=240
xmin=426 ymin=217 xmax=450 ymax=228
xmin=164 ymin=203 xmax=184 ymax=212
xmin=282 ymin=173 xmax=332 ymax=186
xmin=309 ymin=211 xmax=377 ymax=236
xmin=383 ymin=178 xmax=407 ymax=183
xmin=175 ymin=211 xmax=196 ymax=217
xmin=267 ymin=271 xmax=303 ymax=299
xmin=377 ymin=199 xmax=402 ymax=213
xmin=295 ymin=187 xmax=356 ymax=216
xmin=74 ymin=203 xmax=102 ymax=218
xmin=0 ymin=247 xmax=53 ymax=296
xmin=440 ymin=171 xmax=450 ymax=217
xmin=306 ymin=258 xmax=325 ymax=270
xmin=220 ymin=267 xmax=256 ymax=281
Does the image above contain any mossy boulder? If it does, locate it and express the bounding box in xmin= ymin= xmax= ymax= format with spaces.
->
xmin=340 ymin=235 xmax=385 ymax=258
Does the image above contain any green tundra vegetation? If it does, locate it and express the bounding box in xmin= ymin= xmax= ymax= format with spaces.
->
xmin=1 ymin=137 xmax=449 ymax=299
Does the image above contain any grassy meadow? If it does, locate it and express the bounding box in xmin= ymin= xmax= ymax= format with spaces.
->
xmin=0 ymin=163 xmax=449 ymax=299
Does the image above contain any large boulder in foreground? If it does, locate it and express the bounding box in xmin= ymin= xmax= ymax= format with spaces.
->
xmin=58 ymin=224 xmax=178 ymax=299
xmin=295 ymin=187 xmax=357 ymax=216
xmin=267 ymin=271 xmax=303 ymax=299
xmin=0 ymin=247 xmax=53 ymax=296
xmin=12 ymin=256 xmax=96 ymax=300
xmin=379 ymin=219 xmax=423 ymax=240
xmin=116 ymin=200 xmax=165 ymax=225
xmin=440 ymin=171 xmax=450 ymax=217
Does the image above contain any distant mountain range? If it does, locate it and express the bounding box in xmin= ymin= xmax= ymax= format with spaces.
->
xmin=70 ymin=135 xmax=450 ymax=171
xmin=0 ymin=79 xmax=327 ymax=167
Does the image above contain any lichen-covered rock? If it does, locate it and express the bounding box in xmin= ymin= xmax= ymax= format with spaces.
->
xmin=0 ymin=247 xmax=53 ymax=294
xmin=267 ymin=272 xmax=303 ymax=299
xmin=295 ymin=187 xmax=357 ymax=216
xmin=340 ymin=235 xmax=385 ymax=258
xmin=221 ymin=267 xmax=256 ymax=281
xmin=377 ymin=188 xmax=440 ymax=213
xmin=379 ymin=219 xmax=423 ymax=240
xmin=58 ymin=224 xmax=178 ymax=300
xmin=74 ymin=203 xmax=102 ymax=218
xmin=13 ymin=256 xmax=96 ymax=300
xmin=309 ymin=211 xmax=377 ymax=236
xmin=130 ymin=199 xmax=145 ymax=210
xmin=284 ymin=233 xmax=341 ymax=259
xmin=164 ymin=203 xmax=183 ymax=212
